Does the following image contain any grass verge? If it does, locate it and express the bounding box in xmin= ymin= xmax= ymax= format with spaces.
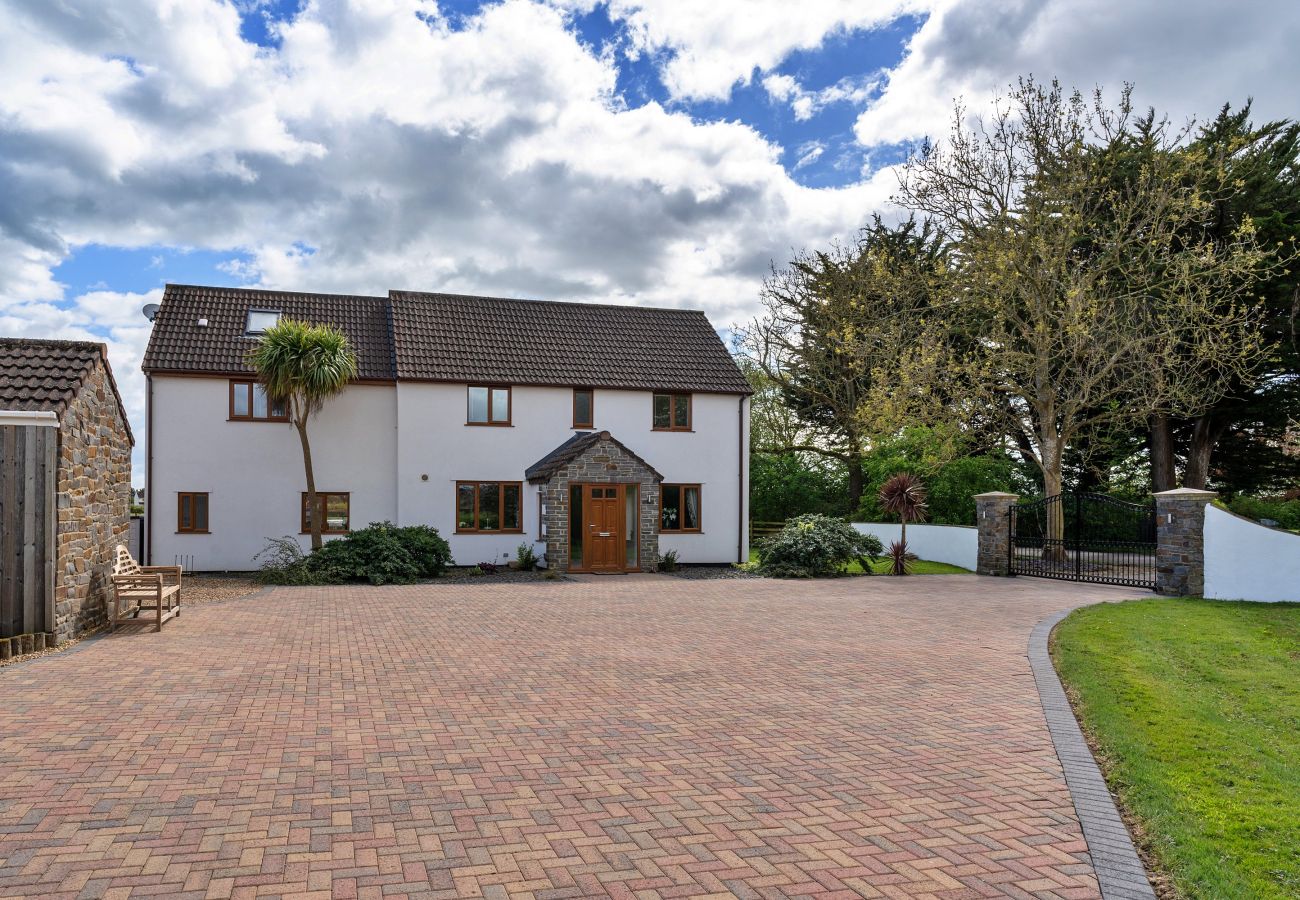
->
xmin=744 ymin=549 xmax=969 ymax=575
xmin=1052 ymin=598 xmax=1300 ymax=899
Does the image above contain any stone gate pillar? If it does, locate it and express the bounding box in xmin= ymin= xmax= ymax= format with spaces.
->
xmin=1154 ymin=488 xmax=1217 ymax=596
xmin=974 ymin=492 xmax=1019 ymax=576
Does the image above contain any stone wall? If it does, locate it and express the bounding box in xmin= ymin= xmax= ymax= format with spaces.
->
xmin=540 ymin=438 xmax=660 ymax=572
xmin=974 ymin=492 xmax=1018 ymax=576
xmin=1154 ymin=488 xmax=1216 ymax=596
xmin=55 ymin=361 xmax=133 ymax=642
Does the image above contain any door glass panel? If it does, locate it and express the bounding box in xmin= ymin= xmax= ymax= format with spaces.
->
xmin=478 ymin=482 xmax=500 ymax=530
xmin=467 ymin=387 xmax=489 ymax=422
xmin=673 ymin=394 xmax=690 ymax=428
xmin=653 ymin=394 xmax=671 ymax=429
xmin=491 ymin=388 xmax=509 ymax=423
xmin=502 ymin=484 xmax=520 ymax=530
xmin=569 ymin=485 xmax=583 ymax=566
xmin=232 ymin=383 xmax=250 ymax=417
xmin=625 ymin=485 xmax=638 ymax=567
xmin=457 ymin=483 xmax=475 ymax=529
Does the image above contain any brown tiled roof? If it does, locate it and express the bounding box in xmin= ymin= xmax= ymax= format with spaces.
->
xmin=142 ymin=284 xmax=395 ymax=380
xmin=525 ymin=430 xmax=663 ymax=484
xmin=142 ymin=284 xmax=750 ymax=395
xmin=0 ymin=338 xmax=134 ymax=442
xmin=391 ymin=290 xmax=751 ymax=393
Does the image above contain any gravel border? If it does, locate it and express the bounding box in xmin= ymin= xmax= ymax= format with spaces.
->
xmin=663 ymin=566 xmax=763 ymax=580
xmin=1031 ymin=607 xmax=1156 ymax=900
xmin=427 ymin=570 xmax=574 ymax=585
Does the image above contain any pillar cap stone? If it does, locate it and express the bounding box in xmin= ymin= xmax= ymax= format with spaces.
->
xmin=1153 ymin=488 xmax=1218 ymax=499
xmin=973 ymin=491 xmax=1019 ymax=499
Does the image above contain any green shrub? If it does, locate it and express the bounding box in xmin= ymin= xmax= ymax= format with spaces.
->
xmin=1226 ymin=496 xmax=1300 ymax=531
xmin=254 ymin=522 xmax=452 ymax=586
xmin=515 ymin=542 xmax=539 ymax=570
xmin=658 ymin=549 xmax=680 ymax=572
xmin=757 ymin=514 xmax=884 ymax=578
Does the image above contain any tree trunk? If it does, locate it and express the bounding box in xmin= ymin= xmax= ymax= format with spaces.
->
xmin=846 ymin=453 xmax=864 ymax=513
xmin=1041 ymin=440 xmax=1066 ymax=563
xmin=296 ymin=415 xmax=322 ymax=551
xmin=1149 ymin=414 xmax=1177 ymax=492
xmin=1183 ymin=414 xmax=1226 ymax=490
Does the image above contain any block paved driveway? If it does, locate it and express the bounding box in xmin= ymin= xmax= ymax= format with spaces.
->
xmin=0 ymin=575 xmax=1140 ymax=899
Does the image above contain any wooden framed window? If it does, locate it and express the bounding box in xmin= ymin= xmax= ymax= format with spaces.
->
xmin=660 ymin=484 xmax=701 ymax=533
xmin=467 ymin=385 xmax=511 ymax=425
xmin=652 ymin=393 xmax=692 ymax=431
xmin=456 ymin=481 xmax=523 ymax=532
xmin=229 ymin=380 xmax=288 ymax=421
xmin=572 ymin=388 xmax=594 ymax=429
xmin=301 ymin=492 xmax=350 ymax=534
xmin=177 ymin=492 xmax=209 ymax=533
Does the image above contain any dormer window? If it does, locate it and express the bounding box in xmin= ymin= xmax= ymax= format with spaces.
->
xmin=245 ymin=309 xmax=281 ymax=335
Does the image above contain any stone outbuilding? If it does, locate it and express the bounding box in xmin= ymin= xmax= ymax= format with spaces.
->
xmin=0 ymin=338 xmax=133 ymax=647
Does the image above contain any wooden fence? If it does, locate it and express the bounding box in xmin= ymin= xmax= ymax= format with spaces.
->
xmin=0 ymin=421 xmax=57 ymax=639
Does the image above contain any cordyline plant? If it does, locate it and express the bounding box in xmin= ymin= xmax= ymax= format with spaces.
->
xmin=247 ymin=319 xmax=358 ymax=550
xmin=879 ymin=472 xmax=928 ymax=575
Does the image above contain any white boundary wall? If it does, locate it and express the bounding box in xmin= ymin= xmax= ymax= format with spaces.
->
xmin=852 ymin=522 xmax=978 ymax=571
xmin=1203 ymin=504 xmax=1300 ymax=602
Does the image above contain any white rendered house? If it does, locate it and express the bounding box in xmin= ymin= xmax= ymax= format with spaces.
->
xmin=142 ymin=284 xmax=751 ymax=573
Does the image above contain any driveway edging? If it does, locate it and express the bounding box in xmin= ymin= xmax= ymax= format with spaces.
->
xmin=1031 ymin=607 xmax=1156 ymax=900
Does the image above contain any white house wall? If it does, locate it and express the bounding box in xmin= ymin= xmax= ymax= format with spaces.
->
xmin=152 ymin=376 xmax=747 ymax=570
xmin=851 ymin=523 xmax=978 ymax=571
xmin=149 ymin=376 xmax=398 ymax=571
xmin=1202 ymin=503 xmax=1300 ymax=602
xmin=396 ymin=384 xmax=748 ymax=567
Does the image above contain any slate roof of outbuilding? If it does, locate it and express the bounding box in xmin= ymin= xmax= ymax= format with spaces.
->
xmin=0 ymin=338 xmax=134 ymax=442
xmin=142 ymin=284 xmax=751 ymax=394
xmin=141 ymin=284 xmax=395 ymax=380
xmin=524 ymin=430 xmax=664 ymax=484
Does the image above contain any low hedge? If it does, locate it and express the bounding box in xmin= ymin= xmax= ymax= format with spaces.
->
xmin=255 ymin=522 xmax=452 ymax=585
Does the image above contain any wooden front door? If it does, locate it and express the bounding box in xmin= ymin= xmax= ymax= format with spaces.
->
xmin=583 ymin=485 xmax=623 ymax=572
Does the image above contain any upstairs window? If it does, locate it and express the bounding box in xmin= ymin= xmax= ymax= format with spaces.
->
xmin=177 ymin=492 xmax=209 ymax=533
xmin=467 ymin=385 xmax=511 ymax=425
xmin=457 ymin=481 xmax=522 ymax=532
xmin=572 ymin=388 xmax=594 ymax=429
xmin=301 ymin=492 xmax=350 ymax=534
xmin=230 ymin=380 xmax=288 ymax=421
xmin=245 ymin=309 xmax=281 ymax=335
xmin=660 ymin=484 xmax=701 ymax=533
xmin=652 ymin=393 xmax=691 ymax=431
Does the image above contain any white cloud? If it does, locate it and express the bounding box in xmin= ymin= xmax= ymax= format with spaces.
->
xmin=854 ymin=0 xmax=1300 ymax=147
xmin=557 ymin=0 xmax=924 ymax=102
xmin=763 ymin=72 xmax=879 ymax=121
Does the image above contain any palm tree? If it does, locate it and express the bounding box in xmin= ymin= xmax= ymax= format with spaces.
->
xmin=879 ymin=472 xmax=928 ymax=575
xmin=247 ymin=319 xmax=358 ymax=550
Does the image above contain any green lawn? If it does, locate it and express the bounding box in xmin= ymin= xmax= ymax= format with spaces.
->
xmin=745 ymin=549 xmax=969 ymax=575
xmin=1052 ymin=599 xmax=1300 ymax=899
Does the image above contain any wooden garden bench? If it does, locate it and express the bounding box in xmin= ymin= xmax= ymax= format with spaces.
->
xmin=110 ymin=545 xmax=182 ymax=632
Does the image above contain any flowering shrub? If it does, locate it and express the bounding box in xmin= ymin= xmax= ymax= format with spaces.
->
xmin=756 ymin=514 xmax=884 ymax=578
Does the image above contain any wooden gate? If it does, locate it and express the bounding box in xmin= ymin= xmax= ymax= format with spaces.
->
xmin=0 ymin=421 xmax=58 ymax=638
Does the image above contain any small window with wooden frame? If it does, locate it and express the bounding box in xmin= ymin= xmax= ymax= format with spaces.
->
xmin=177 ymin=492 xmax=209 ymax=534
xmin=652 ymin=393 xmax=691 ymax=431
xmin=230 ymin=380 xmax=289 ymax=422
xmin=467 ymin=385 xmax=511 ymax=426
xmin=572 ymin=388 xmax=594 ymax=429
xmin=301 ymin=492 xmax=350 ymax=534
xmin=660 ymin=484 xmax=701 ymax=533
xmin=456 ymin=481 xmax=523 ymax=533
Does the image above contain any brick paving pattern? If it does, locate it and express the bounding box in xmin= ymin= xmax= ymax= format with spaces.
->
xmin=0 ymin=575 xmax=1138 ymax=899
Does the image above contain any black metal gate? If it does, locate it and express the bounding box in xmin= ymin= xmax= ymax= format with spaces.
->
xmin=1009 ymin=493 xmax=1157 ymax=589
